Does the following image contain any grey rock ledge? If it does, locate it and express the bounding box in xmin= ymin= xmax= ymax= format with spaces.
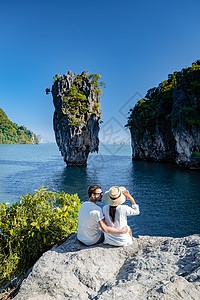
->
xmin=14 ymin=234 xmax=200 ymax=300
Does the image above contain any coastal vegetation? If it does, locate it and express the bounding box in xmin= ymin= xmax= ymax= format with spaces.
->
xmin=0 ymin=108 xmax=39 ymax=144
xmin=0 ymin=187 xmax=81 ymax=297
xmin=126 ymin=60 xmax=200 ymax=134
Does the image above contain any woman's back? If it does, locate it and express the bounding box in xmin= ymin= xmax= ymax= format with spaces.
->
xmin=103 ymin=204 xmax=139 ymax=246
xmin=103 ymin=204 xmax=130 ymax=228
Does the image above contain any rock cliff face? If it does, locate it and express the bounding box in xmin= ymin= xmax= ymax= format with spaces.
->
xmin=51 ymin=71 xmax=102 ymax=166
xmin=127 ymin=61 xmax=200 ymax=169
xmin=14 ymin=234 xmax=200 ymax=300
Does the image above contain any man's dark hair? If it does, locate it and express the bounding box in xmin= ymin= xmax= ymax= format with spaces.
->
xmin=88 ymin=185 xmax=102 ymax=198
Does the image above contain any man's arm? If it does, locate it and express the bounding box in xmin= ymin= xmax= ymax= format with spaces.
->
xmin=98 ymin=218 xmax=128 ymax=234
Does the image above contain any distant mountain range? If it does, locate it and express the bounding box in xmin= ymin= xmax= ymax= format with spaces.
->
xmin=0 ymin=108 xmax=39 ymax=144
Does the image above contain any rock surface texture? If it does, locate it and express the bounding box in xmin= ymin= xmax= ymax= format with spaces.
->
xmin=52 ymin=72 xmax=102 ymax=166
xmin=127 ymin=62 xmax=200 ymax=169
xmin=15 ymin=234 xmax=200 ymax=300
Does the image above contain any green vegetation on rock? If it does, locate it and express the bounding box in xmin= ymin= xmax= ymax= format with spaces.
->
xmin=126 ymin=60 xmax=200 ymax=134
xmin=0 ymin=108 xmax=39 ymax=144
xmin=0 ymin=187 xmax=81 ymax=289
xmin=192 ymin=151 xmax=200 ymax=159
xmin=62 ymin=83 xmax=88 ymax=124
xmin=54 ymin=71 xmax=105 ymax=126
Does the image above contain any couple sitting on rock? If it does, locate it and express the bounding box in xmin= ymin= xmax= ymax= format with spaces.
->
xmin=77 ymin=185 xmax=140 ymax=246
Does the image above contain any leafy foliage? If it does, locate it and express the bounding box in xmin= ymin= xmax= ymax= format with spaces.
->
xmin=0 ymin=187 xmax=81 ymax=287
xmin=0 ymin=108 xmax=39 ymax=144
xmin=93 ymin=103 xmax=101 ymax=113
xmin=53 ymin=74 xmax=60 ymax=81
xmin=192 ymin=151 xmax=200 ymax=159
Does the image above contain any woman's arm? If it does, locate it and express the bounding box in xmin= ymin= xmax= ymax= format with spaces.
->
xmin=122 ymin=190 xmax=140 ymax=215
xmin=98 ymin=218 xmax=128 ymax=234
xmin=123 ymin=190 xmax=136 ymax=205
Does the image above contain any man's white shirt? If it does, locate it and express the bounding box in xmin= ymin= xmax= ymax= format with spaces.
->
xmin=77 ymin=201 xmax=104 ymax=245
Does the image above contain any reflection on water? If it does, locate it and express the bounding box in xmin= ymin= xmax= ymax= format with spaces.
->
xmin=0 ymin=144 xmax=200 ymax=238
xmin=48 ymin=167 xmax=97 ymax=201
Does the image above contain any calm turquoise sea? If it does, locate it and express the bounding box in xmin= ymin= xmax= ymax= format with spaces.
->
xmin=0 ymin=143 xmax=200 ymax=238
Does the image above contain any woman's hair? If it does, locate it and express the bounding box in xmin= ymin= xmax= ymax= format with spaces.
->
xmin=88 ymin=185 xmax=102 ymax=198
xmin=109 ymin=206 xmax=116 ymax=223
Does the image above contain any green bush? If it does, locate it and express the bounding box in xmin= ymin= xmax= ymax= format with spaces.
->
xmin=0 ymin=187 xmax=81 ymax=286
xmin=192 ymin=151 xmax=200 ymax=159
xmin=93 ymin=103 xmax=101 ymax=112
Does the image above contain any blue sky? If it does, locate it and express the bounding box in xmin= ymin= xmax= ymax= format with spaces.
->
xmin=0 ymin=0 xmax=200 ymax=142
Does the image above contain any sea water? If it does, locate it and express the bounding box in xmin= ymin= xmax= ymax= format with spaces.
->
xmin=0 ymin=143 xmax=199 ymax=238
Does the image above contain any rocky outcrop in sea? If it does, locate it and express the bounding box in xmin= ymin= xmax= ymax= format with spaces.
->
xmin=126 ymin=61 xmax=200 ymax=169
xmin=14 ymin=234 xmax=200 ymax=299
xmin=51 ymin=71 xmax=102 ymax=166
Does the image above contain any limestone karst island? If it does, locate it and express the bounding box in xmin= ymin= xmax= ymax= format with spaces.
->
xmin=126 ymin=60 xmax=200 ymax=169
xmin=47 ymin=70 xmax=104 ymax=166
xmin=0 ymin=108 xmax=39 ymax=144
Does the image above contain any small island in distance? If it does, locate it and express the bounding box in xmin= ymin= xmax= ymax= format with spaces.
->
xmin=0 ymin=108 xmax=39 ymax=144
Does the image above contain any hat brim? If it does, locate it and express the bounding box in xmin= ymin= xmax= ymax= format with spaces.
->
xmin=104 ymin=186 xmax=126 ymax=206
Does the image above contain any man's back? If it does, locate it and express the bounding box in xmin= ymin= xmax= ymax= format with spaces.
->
xmin=77 ymin=201 xmax=104 ymax=245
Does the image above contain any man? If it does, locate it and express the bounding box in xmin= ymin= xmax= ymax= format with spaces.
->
xmin=77 ymin=185 xmax=128 ymax=245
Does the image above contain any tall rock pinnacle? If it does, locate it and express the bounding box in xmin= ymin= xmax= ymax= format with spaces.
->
xmin=51 ymin=71 xmax=103 ymax=166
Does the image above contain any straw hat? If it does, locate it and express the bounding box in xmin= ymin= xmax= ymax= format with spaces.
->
xmin=104 ymin=186 xmax=126 ymax=206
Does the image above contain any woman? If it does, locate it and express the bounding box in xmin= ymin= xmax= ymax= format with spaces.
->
xmin=103 ymin=186 xmax=140 ymax=246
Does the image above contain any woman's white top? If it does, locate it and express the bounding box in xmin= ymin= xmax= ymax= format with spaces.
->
xmin=103 ymin=204 xmax=140 ymax=246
